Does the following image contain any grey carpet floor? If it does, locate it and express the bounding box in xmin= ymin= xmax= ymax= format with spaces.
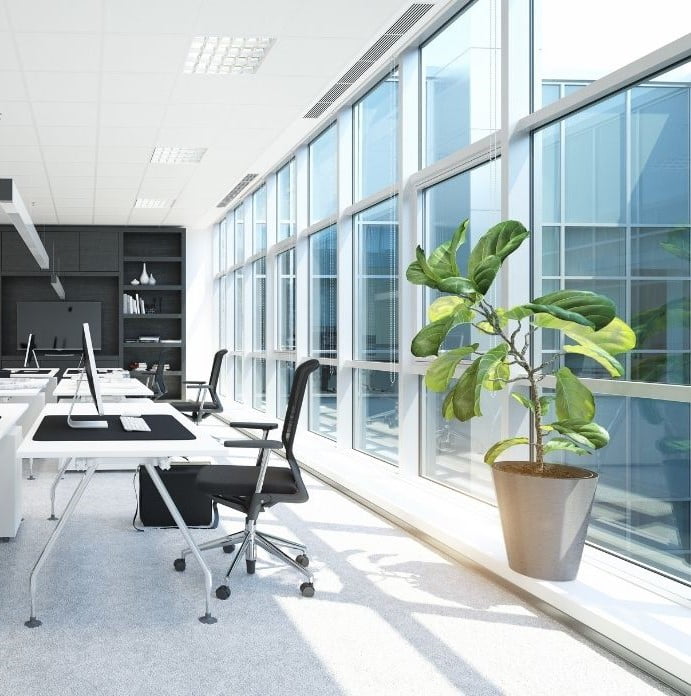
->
xmin=0 ymin=459 xmax=675 ymax=696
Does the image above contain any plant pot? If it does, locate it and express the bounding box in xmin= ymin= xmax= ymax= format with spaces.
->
xmin=492 ymin=461 xmax=599 ymax=581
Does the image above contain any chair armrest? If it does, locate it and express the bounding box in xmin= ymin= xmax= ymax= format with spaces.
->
xmin=229 ymin=421 xmax=278 ymax=430
xmin=223 ymin=439 xmax=283 ymax=449
xmin=184 ymin=381 xmax=209 ymax=387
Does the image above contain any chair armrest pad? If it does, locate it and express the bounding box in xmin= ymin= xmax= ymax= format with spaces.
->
xmin=223 ymin=439 xmax=283 ymax=449
xmin=229 ymin=421 xmax=278 ymax=430
xmin=184 ymin=380 xmax=207 ymax=385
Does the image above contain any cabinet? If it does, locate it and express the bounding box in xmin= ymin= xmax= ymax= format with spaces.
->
xmin=80 ymin=230 xmax=119 ymax=271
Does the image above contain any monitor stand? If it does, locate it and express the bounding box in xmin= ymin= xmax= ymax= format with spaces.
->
xmin=66 ymin=369 xmax=108 ymax=429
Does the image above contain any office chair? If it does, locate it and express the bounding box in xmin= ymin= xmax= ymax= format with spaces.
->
xmin=174 ymin=358 xmax=320 ymax=599
xmin=151 ymin=352 xmax=167 ymax=400
xmin=169 ymin=349 xmax=227 ymax=422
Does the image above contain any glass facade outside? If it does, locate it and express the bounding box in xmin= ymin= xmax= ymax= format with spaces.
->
xmin=211 ymin=5 xmax=690 ymax=588
xmin=234 ymin=203 xmax=244 ymax=262
xmin=253 ymin=185 xmax=267 ymax=254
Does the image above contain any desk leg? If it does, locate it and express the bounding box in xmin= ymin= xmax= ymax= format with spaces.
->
xmin=27 ymin=458 xmax=35 ymax=481
xmin=26 ymin=463 xmax=97 ymax=628
xmin=142 ymin=462 xmax=217 ymax=625
xmin=49 ymin=457 xmax=72 ymax=521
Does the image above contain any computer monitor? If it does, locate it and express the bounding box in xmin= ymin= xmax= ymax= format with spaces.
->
xmin=23 ymin=333 xmax=39 ymax=368
xmin=67 ymin=323 xmax=107 ymax=430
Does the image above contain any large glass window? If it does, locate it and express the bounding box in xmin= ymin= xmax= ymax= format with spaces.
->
xmin=277 ymin=159 xmax=296 ymax=241
xmin=277 ymin=360 xmax=295 ymax=419
xmin=354 ymin=72 xmax=398 ymax=200
xmin=353 ymin=369 xmax=399 ymax=464
xmin=309 ymin=365 xmax=337 ymax=440
xmin=218 ymin=218 xmax=227 ymax=273
xmin=309 ymin=124 xmax=337 ymax=224
xmin=234 ymin=203 xmax=245 ymax=264
xmin=252 ymin=258 xmax=266 ymax=351
xmin=421 ymin=0 xmax=501 ymax=165
xmin=277 ymin=248 xmax=296 ymax=351
xmin=252 ymin=357 xmax=266 ymax=412
xmin=355 ymin=198 xmax=398 ymax=362
xmin=309 ymin=226 xmax=337 ymax=359
xmin=234 ymin=356 xmax=243 ymax=403
xmin=224 ymin=212 xmax=233 ymax=269
xmin=234 ymin=270 xmax=243 ymax=350
xmin=253 ymin=186 xmax=267 ymax=254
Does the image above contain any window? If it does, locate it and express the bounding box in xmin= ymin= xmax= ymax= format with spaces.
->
xmin=355 ymin=198 xmax=398 ymax=362
xmin=309 ymin=225 xmax=337 ymax=359
xmin=353 ymin=369 xmax=399 ymax=464
xmin=234 ymin=270 xmax=243 ymax=350
xmin=252 ymin=357 xmax=266 ymax=412
xmin=218 ymin=218 xmax=227 ymax=273
xmin=234 ymin=355 xmax=243 ymax=403
xmin=309 ymin=365 xmax=337 ymax=440
xmin=277 ymin=159 xmax=296 ymax=240
xmin=234 ymin=203 xmax=245 ymax=264
xmin=354 ymin=72 xmax=398 ymax=200
xmin=224 ymin=212 xmax=233 ymax=269
xmin=277 ymin=360 xmax=295 ymax=419
xmin=253 ymin=185 xmax=267 ymax=254
xmin=421 ymin=0 xmax=500 ymax=165
xmin=252 ymin=258 xmax=266 ymax=351
xmin=277 ymin=248 xmax=296 ymax=351
xmin=309 ymin=124 xmax=337 ymax=224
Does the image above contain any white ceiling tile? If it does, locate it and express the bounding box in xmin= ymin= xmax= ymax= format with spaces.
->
xmin=102 ymin=35 xmax=190 ymax=74
xmin=96 ymin=175 xmax=142 ymax=189
xmin=15 ymin=34 xmax=100 ymax=72
xmin=128 ymin=209 xmax=168 ymax=224
xmin=104 ymin=0 xmax=202 ymax=34
xmin=54 ymin=206 xmax=94 ymax=217
xmin=0 ymin=145 xmax=42 ymax=161
xmin=0 ymin=101 xmax=33 ymax=126
xmin=11 ymin=172 xmax=50 ymax=189
xmin=93 ymin=211 xmax=130 ymax=225
xmin=0 ymin=33 xmax=21 ymax=70
xmin=97 ymin=146 xmax=153 ymax=163
xmin=0 ymin=72 xmax=28 ymax=101
xmin=33 ymin=102 xmax=98 ymax=127
xmin=99 ymin=103 xmax=166 ymax=128
xmin=156 ymin=126 xmax=218 ymax=148
xmin=6 ymin=0 xmax=102 ymax=33
xmin=44 ymin=161 xmax=95 ymax=177
xmin=146 ymin=163 xmax=198 ymax=179
xmin=38 ymin=126 xmax=97 ymax=147
xmin=96 ymin=161 xmax=148 ymax=178
xmin=50 ymin=176 xmax=95 ymax=193
xmin=194 ymin=0 xmax=290 ymax=35
xmin=161 ymin=103 xmax=231 ymax=129
xmin=95 ymin=189 xmax=137 ymax=205
xmin=32 ymin=211 xmax=58 ymax=224
xmin=25 ymin=72 xmax=100 ymax=102
xmin=100 ymin=73 xmax=178 ymax=104
xmin=52 ymin=196 xmax=94 ymax=207
xmin=0 ymin=126 xmax=38 ymax=146
xmin=138 ymin=179 xmax=185 ymax=197
xmin=212 ymin=127 xmax=281 ymax=151
xmin=42 ymin=145 xmax=95 ymax=163
xmin=98 ymin=126 xmax=159 ymax=147
xmin=0 ymin=160 xmax=46 ymax=176
xmin=56 ymin=212 xmax=93 ymax=224
xmin=259 ymin=37 xmax=363 ymax=77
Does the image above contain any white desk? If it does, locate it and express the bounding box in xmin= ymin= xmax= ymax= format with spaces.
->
xmin=8 ymin=368 xmax=60 ymax=379
xmin=62 ymin=368 xmax=128 ymax=378
xmin=53 ymin=378 xmax=153 ymax=400
xmin=0 ymin=379 xmax=49 ymax=397
xmin=18 ymin=401 xmax=226 ymax=627
xmin=0 ymin=403 xmax=29 ymax=539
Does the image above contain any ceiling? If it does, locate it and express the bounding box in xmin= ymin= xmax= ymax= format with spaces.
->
xmin=0 ymin=0 xmax=438 ymax=230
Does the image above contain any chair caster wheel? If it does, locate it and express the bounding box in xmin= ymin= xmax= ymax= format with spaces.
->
xmin=222 ymin=543 xmax=236 ymax=554
xmin=216 ymin=585 xmax=231 ymax=600
xmin=300 ymin=582 xmax=315 ymax=597
xmin=246 ymin=559 xmax=256 ymax=574
xmin=173 ymin=558 xmax=186 ymax=572
xmin=295 ymin=554 xmax=310 ymax=568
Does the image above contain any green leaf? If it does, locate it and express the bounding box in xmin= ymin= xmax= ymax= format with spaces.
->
xmin=483 ymin=358 xmax=509 ymax=391
xmin=522 ymin=302 xmax=595 ymax=327
xmin=555 ymin=366 xmax=595 ymax=423
xmin=424 ymin=344 xmax=479 ymax=392
xmin=543 ymin=437 xmax=590 ymax=456
xmin=539 ymin=395 xmax=554 ymax=418
xmin=511 ymin=290 xmax=617 ymax=330
xmin=484 ymin=437 xmax=530 ymax=465
xmin=468 ymin=220 xmax=530 ymax=277
xmin=437 ymin=276 xmax=478 ymax=297
xmin=411 ymin=305 xmax=474 ymax=357
xmin=405 ymin=260 xmax=436 ymax=288
xmin=550 ymin=419 xmax=610 ymax=449
xmin=415 ymin=246 xmax=441 ymax=285
xmin=562 ymin=344 xmax=624 ymax=378
xmin=428 ymin=296 xmax=464 ymax=322
xmin=451 ymin=358 xmax=482 ymax=421
xmin=471 ymin=254 xmax=502 ymax=295
xmin=511 ymin=392 xmax=534 ymax=411
xmin=427 ymin=219 xmax=468 ymax=278
xmin=441 ymin=388 xmax=455 ymax=420
xmin=535 ymin=315 xmax=636 ymax=355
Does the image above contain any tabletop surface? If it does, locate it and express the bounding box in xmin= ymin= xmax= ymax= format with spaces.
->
xmin=53 ymin=378 xmax=153 ymax=397
xmin=0 ymin=379 xmax=48 ymax=396
xmin=0 ymin=403 xmax=30 ymax=439
xmin=8 ymin=368 xmax=60 ymax=378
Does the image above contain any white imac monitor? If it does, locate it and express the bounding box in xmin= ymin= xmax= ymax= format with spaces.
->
xmin=67 ymin=323 xmax=107 ymax=429
xmin=23 ymin=333 xmax=39 ymax=368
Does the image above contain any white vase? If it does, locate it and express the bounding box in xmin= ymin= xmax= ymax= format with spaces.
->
xmin=139 ymin=263 xmax=149 ymax=284
xmin=148 ymin=273 xmax=156 ymax=286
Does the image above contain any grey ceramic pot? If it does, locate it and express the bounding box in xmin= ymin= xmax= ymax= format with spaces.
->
xmin=492 ymin=461 xmax=599 ymax=581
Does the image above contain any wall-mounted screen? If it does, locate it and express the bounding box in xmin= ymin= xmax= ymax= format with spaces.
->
xmin=17 ymin=302 xmax=102 ymax=351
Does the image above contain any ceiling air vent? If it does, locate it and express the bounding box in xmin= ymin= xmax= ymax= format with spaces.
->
xmin=216 ymin=173 xmax=258 ymax=208
xmin=303 ymin=3 xmax=433 ymax=119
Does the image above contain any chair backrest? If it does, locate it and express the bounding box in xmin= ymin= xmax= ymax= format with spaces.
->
xmin=282 ymin=359 xmax=320 ymax=457
xmin=208 ymin=349 xmax=228 ymax=394
xmin=153 ymin=351 xmax=167 ymax=400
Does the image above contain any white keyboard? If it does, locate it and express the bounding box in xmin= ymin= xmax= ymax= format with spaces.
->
xmin=119 ymin=415 xmax=151 ymax=432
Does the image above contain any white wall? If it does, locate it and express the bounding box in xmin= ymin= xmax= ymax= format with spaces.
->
xmin=185 ymin=226 xmax=214 ymax=381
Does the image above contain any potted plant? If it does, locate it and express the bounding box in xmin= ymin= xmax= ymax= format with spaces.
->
xmin=407 ymin=219 xmax=636 ymax=580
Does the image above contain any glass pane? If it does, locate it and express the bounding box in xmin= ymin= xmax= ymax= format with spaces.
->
xmin=277 ymin=159 xmax=296 ymax=241
xmin=354 ymin=71 xmax=398 ymax=200
xmin=309 ymin=225 xmax=337 ymax=358
xmin=542 ymin=225 xmax=560 ymax=276
xmin=421 ymin=0 xmax=501 ymax=165
xmin=309 ymin=124 xmax=337 ymax=224
xmin=534 ymin=0 xmax=691 ymax=109
xmin=234 ymin=203 xmax=245 ymax=263
xmin=218 ymin=218 xmax=227 ymax=272
xmin=253 ymin=258 xmax=266 ymax=351
xmin=277 ymin=360 xmax=295 ymax=419
xmin=309 ymin=365 xmax=337 ymax=440
xmin=253 ymin=185 xmax=267 ymax=254
xmin=541 ymin=123 xmax=561 ymax=223
xmin=252 ymin=357 xmax=266 ymax=412
xmin=234 ymin=356 xmax=243 ymax=403
xmin=564 ymin=227 xmax=626 ymax=276
xmin=224 ymin=271 xmax=233 ymax=350
xmin=224 ymin=212 xmax=233 ymax=268
xmin=353 ymin=369 xmax=398 ymax=464
xmin=355 ymin=198 xmax=398 ymax=362
xmin=234 ymin=270 xmax=243 ymax=349
xmin=277 ymin=248 xmax=296 ymax=351
xmin=631 ymin=227 xmax=691 ymax=277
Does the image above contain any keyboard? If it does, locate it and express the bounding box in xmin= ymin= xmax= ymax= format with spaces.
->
xmin=119 ymin=415 xmax=151 ymax=432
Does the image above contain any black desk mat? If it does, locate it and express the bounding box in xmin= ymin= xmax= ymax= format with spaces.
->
xmin=12 ymin=369 xmax=52 ymax=375
xmin=33 ymin=415 xmax=196 ymax=441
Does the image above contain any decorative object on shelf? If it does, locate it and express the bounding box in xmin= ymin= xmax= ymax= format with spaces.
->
xmin=139 ymin=263 xmax=150 ymax=285
xmin=131 ymin=279 xmax=140 ymax=285
xmin=409 ymin=219 xmax=636 ymax=582
xmin=148 ymin=273 xmax=157 ymax=285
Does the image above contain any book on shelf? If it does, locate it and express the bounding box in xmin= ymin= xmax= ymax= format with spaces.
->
xmin=138 ymin=335 xmax=160 ymax=343
xmin=122 ymin=293 xmax=148 ymax=315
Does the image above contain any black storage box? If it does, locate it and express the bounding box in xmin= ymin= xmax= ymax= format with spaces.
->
xmin=138 ymin=464 xmax=217 ymax=527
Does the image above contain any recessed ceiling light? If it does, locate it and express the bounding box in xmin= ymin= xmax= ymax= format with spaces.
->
xmin=150 ymin=147 xmax=206 ymax=164
xmin=135 ymin=198 xmax=173 ymax=209
xmin=184 ymin=36 xmax=275 ymax=75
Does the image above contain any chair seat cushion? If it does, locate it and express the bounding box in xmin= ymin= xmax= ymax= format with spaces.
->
xmin=196 ymin=465 xmax=298 ymax=498
xmin=169 ymin=400 xmax=218 ymax=412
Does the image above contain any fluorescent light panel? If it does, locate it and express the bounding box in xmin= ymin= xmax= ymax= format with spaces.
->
xmin=0 ymin=179 xmax=49 ymax=269
xmin=184 ymin=36 xmax=274 ymax=74
xmin=50 ymin=273 xmax=65 ymax=300
xmin=150 ymin=147 xmax=206 ymax=164
xmin=135 ymin=198 xmax=174 ymax=209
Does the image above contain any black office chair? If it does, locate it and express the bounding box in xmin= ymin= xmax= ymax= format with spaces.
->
xmin=151 ymin=351 xmax=168 ymax=400
xmin=169 ymin=349 xmax=227 ymax=422
xmin=174 ymin=358 xmax=320 ymax=599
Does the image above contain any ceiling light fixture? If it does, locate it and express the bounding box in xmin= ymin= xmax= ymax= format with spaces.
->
xmin=135 ymin=198 xmax=174 ymax=209
xmin=0 ymin=179 xmax=49 ymax=269
xmin=50 ymin=243 xmax=65 ymax=300
xmin=184 ymin=36 xmax=274 ymax=75
xmin=150 ymin=147 xmax=207 ymax=164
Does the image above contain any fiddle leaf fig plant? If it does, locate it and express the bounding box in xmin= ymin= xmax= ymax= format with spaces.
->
xmin=408 ymin=220 xmax=636 ymax=473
